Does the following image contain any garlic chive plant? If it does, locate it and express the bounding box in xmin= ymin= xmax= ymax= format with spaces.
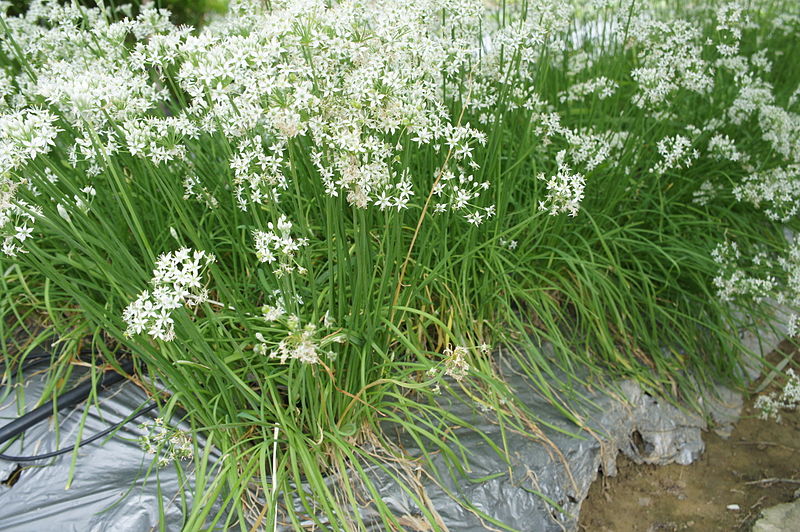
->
xmin=1 ymin=0 xmax=799 ymax=529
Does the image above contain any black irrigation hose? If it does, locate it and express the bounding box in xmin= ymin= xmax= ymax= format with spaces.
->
xmin=0 ymin=360 xmax=134 ymax=446
xmin=0 ymin=401 xmax=158 ymax=462
xmin=0 ymin=356 xmax=159 ymax=462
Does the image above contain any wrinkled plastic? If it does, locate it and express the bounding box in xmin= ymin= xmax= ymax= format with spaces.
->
xmin=0 ymin=314 xmax=783 ymax=531
xmin=279 ymin=327 xmax=783 ymax=532
xmin=0 ymin=367 xmax=214 ymax=532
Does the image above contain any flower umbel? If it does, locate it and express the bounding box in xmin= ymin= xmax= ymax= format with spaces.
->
xmin=123 ymin=248 xmax=216 ymax=341
xmin=139 ymin=418 xmax=194 ymax=468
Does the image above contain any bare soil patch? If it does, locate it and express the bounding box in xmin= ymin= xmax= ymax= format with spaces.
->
xmin=579 ymin=347 xmax=800 ymax=532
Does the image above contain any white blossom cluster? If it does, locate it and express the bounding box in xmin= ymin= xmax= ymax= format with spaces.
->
xmin=254 ymin=315 xmax=344 ymax=365
xmin=258 ymin=289 xmax=296 ymax=323
xmin=538 ymin=151 xmax=585 ymax=217
xmin=680 ymin=4 xmax=800 ymax=326
xmin=253 ymin=214 xmax=309 ymax=277
xmin=0 ymin=109 xmax=59 ymax=258
xmin=256 ymin=322 xmax=324 ymax=365
xmin=123 ymin=248 xmax=216 ymax=341
xmin=758 ymin=105 xmax=800 ymax=163
xmin=650 ymin=135 xmax=698 ymax=175
xmin=707 ymin=134 xmax=749 ymax=163
xmin=230 ymin=137 xmax=288 ymax=210
xmin=375 ymin=170 xmax=415 ymax=212
xmin=520 ymin=104 xmax=626 ymax=218
xmin=427 ymin=344 xmax=471 ymax=385
xmin=2 ymin=3 xmax=174 ymax=167
xmin=0 ymin=191 xmax=40 ymax=257
xmin=172 ymin=0 xmax=493 ymax=221
xmin=628 ymin=17 xmax=714 ymax=108
xmin=755 ymin=369 xmax=800 ymax=422
xmin=558 ymin=76 xmax=618 ymax=103
xmin=0 ymin=108 xmax=60 ymax=171
xmin=139 ymin=418 xmax=194 ymax=468
xmin=727 ymin=77 xmax=774 ymax=124
xmin=253 ymin=289 xmax=343 ymax=365
xmin=733 ymin=165 xmax=800 ymax=222
xmin=431 ymin=166 xmax=493 ymax=225
xmin=711 ymin=241 xmax=777 ymax=303
xmin=0 ymin=0 xmax=499 ymax=225
xmin=563 ymin=128 xmax=622 ymax=173
xmin=711 ymin=237 xmax=800 ymax=343
xmin=122 ymin=116 xmax=200 ymax=165
xmin=443 ymin=345 xmax=470 ymax=381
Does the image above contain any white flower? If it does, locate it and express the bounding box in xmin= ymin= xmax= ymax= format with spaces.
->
xmin=651 ymin=135 xmax=698 ymax=175
xmin=253 ymin=214 xmax=308 ymax=276
xmin=13 ymin=225 xmax=33 ymax=242
xmin=266 ymin=323 xmax=322 ymax=365
xmin=629 ymin=17 xmax=713 ymax=109
xmin=0 ymin=109 xmax=61 ymax=179
xmin=123 ymin=248 xmax=215 ymax=341
xmin=708 ymin=134 xmax=748 ymax=163
xmin=56 ymin=203 xmax=72 ymax=223
xmin=442 ymin=345 xmax=470 ymax=381
xmin=139 ymin=418 xmax=193 ymax=468
xmin=558 ymin=76 xmax=618 ymax=103
xmin=733 ymin=165 xmax=800 ymax=222
xmin=538 ymin=150 xmax=586 ymax=217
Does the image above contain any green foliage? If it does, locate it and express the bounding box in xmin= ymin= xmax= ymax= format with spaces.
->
xmin=1 ymin=0 xmax=798 ymax=530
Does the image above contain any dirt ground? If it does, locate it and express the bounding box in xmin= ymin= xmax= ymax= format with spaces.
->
xmin=578 ymin=346 xmax=800 ymax=532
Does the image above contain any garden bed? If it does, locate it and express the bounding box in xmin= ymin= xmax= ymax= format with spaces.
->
xmin=1 ymin=1 xmax=799 ymax=530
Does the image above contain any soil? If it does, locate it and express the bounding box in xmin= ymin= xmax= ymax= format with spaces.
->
xmin=578 ymin=346 xmax=800 ymax=532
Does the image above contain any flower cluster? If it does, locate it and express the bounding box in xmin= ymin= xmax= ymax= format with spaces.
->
xmin=650 ymin=135 xmax=698 ymax=175
xmin=443 ymin=345 xmax=470 ymax=382
xmin=139 ymin=418 xmax=194 ymax=468
xmin=558 ymin=76 xmax=618 ymax=103
xmin=711 ymin=241 xmax=777 ymax=303
xmin=0 ymin=0 xmax=498 ymax=225
xmin=253 ymin=288 xmax=344 ymax=365
xmin=755 ymin=369 xmax=800 ymax=422
xmin=0 ymin=176 xmax=41 ymax=257
xmin=230 ymin=137 xmax=288 ymax=210
xmin=538 ymin=150 xmax=586 ymax=217
xmin=432 ymin=166 xmax=493 ymax=225
xmin=253 ymin=214 xmax=308 ymax=277
xmin=733 ymin=165 xmax=800 ymax=222
xmin=707 ymin=133 xmax=749 ymax=163
xmin=254 ymin=315 xmax=344 ymax=365
xmin=256 ymin=321 xmax=324 ymax=365
xmin=628 ymin=17 xmax=713 ymax=109
xmin=123 ymin=249 xmax=216 ymax=341
xmin=0 ymin=108 xmax=61 ymax=172
xmin=122 ymin=116 xmax=199 ymax=165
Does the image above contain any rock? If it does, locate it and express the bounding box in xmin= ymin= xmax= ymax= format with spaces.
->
xmin=752 ymin=500 xmax=800 ymax=532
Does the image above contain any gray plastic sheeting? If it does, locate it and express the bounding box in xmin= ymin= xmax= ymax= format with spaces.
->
xmin=279 ymin=314 xmax=787 ymax=532
xmin=0 ymin=366 xmax=213 ymax=531
xmin=278 ymin=350 xmax=742 ymax=531
xmin=0 ymin=310 xmax=786 ymax=532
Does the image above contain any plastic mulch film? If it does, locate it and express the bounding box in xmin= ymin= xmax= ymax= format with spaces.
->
xmin=0 ymin=314 xmax=784 ymax=531
xmin=272 ymin=340 xmax=764 ymax=531
xmin=0 ymin=365 xmax=218 ymax=532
